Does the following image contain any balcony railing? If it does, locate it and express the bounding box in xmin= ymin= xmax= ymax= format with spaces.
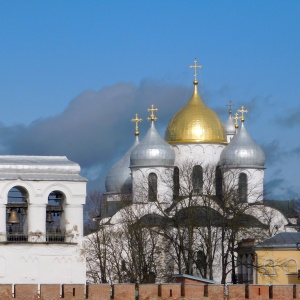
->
xmin=6 ymin=225 xmax=28 ymax=242
xmin=7 ymin=232 xmax=28 ymax=242
xmin=46 ymin=232 xmax=66 ymax=242
xmin=4 ymin=227 xmax=72 ymax=243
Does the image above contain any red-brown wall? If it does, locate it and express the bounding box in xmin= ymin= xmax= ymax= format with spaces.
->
xmin=0 ymin=283 xmax=299 ymax=299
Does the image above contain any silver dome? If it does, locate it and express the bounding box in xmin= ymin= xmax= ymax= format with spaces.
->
xmin=220 ymin=123 xmax=265 ymax=168
xmin=105 ymin=137 xmax=139 ymax=193
xmin=130 ymin=122 xmax=175 ymax=167
xmin=224 ymin=115 xmax=235 ymax=135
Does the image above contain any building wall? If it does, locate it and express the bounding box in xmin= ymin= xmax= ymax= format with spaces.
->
xmin=0 ymin=244 xmax=86 ymax=284
xmin=256 ymin=249 xmax=300 ymax=284
xmin=0 ymin=283 xmax=298 ymax=299
xmin=0 ymin=178 xmax=86 ymax=284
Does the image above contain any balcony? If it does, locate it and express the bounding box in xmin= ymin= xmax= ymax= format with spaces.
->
xmin=46 ymin=230 xmax=66 ymax=242
xmin=4 ymin=227 xmax=73 ymax=243
xmin=6 ymin=225 xmax=28 ymax=242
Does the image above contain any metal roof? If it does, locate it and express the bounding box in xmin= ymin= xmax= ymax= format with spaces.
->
xmin=255 ymin=232 xmax=300 ymax=249
xmin=130 ymin=122 xmax=175 ymax=167
xmin=0 ymin=155 xmax=87 ymax=181
xmin=220 ymin=123 xmax=265 ymax=168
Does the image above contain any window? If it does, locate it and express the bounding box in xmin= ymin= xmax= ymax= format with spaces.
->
xmin=264 ymin=259 xmax=276 ymax=275
xmin=173 ymin=166 xmax=180 ymax=199
xmin=46 ymin=191 xmax=65 ymax=242
xmin=238 ymin=173 xmax=247 ymax=203
xmin=148 ymin=173 xmax=157 ymax=202
xmin=196 ymin=250 xmax=207 ymax=275
xmin=215 ymin=166 xmax=223 ymax=197
xmin=192 ymin=165 xmax=203 ymax=194
xmin=6 ymin=186 xmax=28 ymax=242
xmin=286 ymin=259 xmax=297 ymax=275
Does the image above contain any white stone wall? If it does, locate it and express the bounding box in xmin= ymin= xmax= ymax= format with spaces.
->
xmin=222 ymin=168 xmax=265 ymax=203
xmin=0 ymin=178 xmax=86 ymax=284
xmin=172 ymin=143 xmax=226 ymax=167
xmin=131 ymin=166 xmax=173 ymax=205
xmin=0 ymin=243 xmax=85 ymax=284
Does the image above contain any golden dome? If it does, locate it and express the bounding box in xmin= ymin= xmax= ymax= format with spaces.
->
xmin=165 ymin=81 xmax=227 ymax=144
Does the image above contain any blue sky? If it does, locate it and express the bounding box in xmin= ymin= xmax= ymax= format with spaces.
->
xmin=0 ymin=1 xmax=299 ymax=199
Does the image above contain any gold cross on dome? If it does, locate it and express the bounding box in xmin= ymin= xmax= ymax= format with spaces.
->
xmin=232 ymin=112 xmax=240 ymax=129
xmin=147 ymin=104 xmax=158 ymax=122
xmin=238 ymin=106 xmax=248 ymax=122
xmin=189 ymin=58 xmax=202 ymax=82
xmin=131 ymin=113 xmax=142 ymax=136
xmin=226 ymin=100 xmax=234 ymax=115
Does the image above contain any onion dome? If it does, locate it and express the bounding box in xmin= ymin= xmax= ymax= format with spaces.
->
xmin=224 ymin=105 xmax=236 ymax=136
xmin=220 ymin=122 xmax=265 ymax=168
xmin=105 ymin=114 xmax=142 ymax=193
xmin=165 ymin=80 xmax=227 ymax=144
xmin=131 ymin=105 xmax=175 ymax=167
xmin=105 ymin=136 xmax=139 ymax=193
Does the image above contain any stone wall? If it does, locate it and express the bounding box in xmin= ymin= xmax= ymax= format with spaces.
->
xmin=0 ymin=283 xmax=299 ymax=299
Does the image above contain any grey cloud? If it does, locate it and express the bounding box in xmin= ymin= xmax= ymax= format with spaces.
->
xmin=261 ymin=140 xmax=283 ymax=165
xmin=264 ymin=177 xmax=285 ymax=194
xmin=276 ymin=105 xmax=300 ymax=128
xmin=291 ymin=146 xmax=300 ymax=156
xmin=2 ymin=80 xmax=189 ymax=191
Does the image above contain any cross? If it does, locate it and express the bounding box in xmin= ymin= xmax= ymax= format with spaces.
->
xmin=226 ymin=100 xmax=234 ymax=115
xmin=238 ymin=106 xmax=248 ymax=122
xmin=232 ymin=112 xmax=240 ymax=129
xmin=189 ymin=58 xmax=202 ymax=82
xmin=131 ymin=113 xmax=142 ymax=136
xmin=147 ymin=104 xmax=158 ymax=122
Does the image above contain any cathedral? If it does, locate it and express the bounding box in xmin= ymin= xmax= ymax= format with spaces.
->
xmin=98 ymin=60 xmax=297 ymax=284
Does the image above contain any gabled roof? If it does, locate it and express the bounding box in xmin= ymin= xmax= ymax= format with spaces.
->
xmin=172 ymin=274 xmax=216 ymax=284
xmin=255 ymin=232 xmax=300 ymax=249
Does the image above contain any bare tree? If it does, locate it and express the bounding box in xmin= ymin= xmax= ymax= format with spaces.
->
xmin=155 ymin=160 xmax=269 ymax=283
xmin=85 ymin=160 xmax=279 ymax=284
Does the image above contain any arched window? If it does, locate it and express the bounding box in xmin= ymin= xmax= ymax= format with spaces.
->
xmin=173 ymin=166 xmax=180 ymax=199
xmin=46 ymin=191 xmax=65 ymax=242
xmin=286 ymin=259 xmax=297 ymax=275
xmin=196 ymin=250 xmax=207 ymax=276
xmin=192 ymin=165 xmax=203 ymax=194
xmin=6 ymin=186 xmax=28 ymax=241
xmin=215 ymin=166 xmax=223 ymax=197
xmin=148 ymin=173 xmax=157 ymax=202
xmin=238 ymin=173 xmax=248 ymax=203
xmin=264 ymin=259 xmax=276 ymax=275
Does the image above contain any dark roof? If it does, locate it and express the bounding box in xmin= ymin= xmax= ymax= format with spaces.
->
xmin=172 ymin=274 xmax=216 ymax=284
xmin=263 ymin=199 xmax=298 ymax=218
xmin=255 ymin=232 xmax=300 ymax=249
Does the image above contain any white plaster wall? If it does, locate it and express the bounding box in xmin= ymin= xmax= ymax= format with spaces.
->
xmin=131 ymin=166 xmax=173 ymax=205
xmin=222 ymin=168 xmax=265 ymax=203
xmin=0 ymin=178 xmax=86 ymax=284
xmin=172 ymin=143 xmax=226 ymax=167
xmin=0 ymin=243 xmax=86 ymax=284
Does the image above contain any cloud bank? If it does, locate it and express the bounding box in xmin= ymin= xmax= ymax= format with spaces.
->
xmin=0 ymin=80 xmax=298 ymax=199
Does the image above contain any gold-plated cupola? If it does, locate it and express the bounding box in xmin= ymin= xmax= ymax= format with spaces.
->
xmin=164 ymin=59 xmax=227 ymax=144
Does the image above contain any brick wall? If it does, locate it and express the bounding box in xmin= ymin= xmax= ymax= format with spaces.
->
xmin=0 ymin=283 xmax=300 ymax=299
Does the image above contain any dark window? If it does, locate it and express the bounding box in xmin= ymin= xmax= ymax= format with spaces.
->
xmin=173 ymin=166 xmax=180 ymax=198
xmin=238 ymin=173 xmax=247 ymax=202
xmin=7 ymin=186 xmax=28 ymax=242
xmin=192 ymin=165 xmax=203 ymax=194
xmin=46 ymin=191 xmax=65 ymax=242
xmin=148 ymin=173 xmax=157 ymax=202
xmin=215 ymin=166 xmax=223 ymax=197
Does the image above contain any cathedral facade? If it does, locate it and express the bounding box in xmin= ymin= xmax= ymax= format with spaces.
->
xmin=98 ymin=61 xmax=297 ymax=284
